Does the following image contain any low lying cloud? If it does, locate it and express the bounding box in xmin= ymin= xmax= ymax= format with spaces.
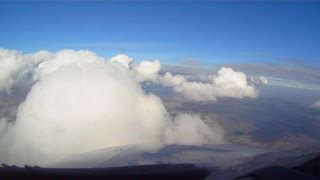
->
xmin=0 ymin=48 xmax=226 ymax=166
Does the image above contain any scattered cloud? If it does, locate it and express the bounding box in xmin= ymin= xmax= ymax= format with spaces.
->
xmin=0 ymin=48 xmax=267 ymax=165
xmin=162 ymin=62 xmax=320 ymax=86
xmin=161 ymin=63 xmax=320 ymax=92
xmin=0 ymin=48 xmax=225 ymax=165
xmin=159 ymin=67 xmax=259 ymax=102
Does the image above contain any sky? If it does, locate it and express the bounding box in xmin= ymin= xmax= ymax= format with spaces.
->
xmin=0 ymin=1 xmax=320 ymax=66
xmin=1 ymin=1 xmax=320 ymax=166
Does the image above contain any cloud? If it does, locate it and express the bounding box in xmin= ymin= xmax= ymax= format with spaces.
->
xmin=314 ymin=101 xmax=320 ymax=109
xmin=0 ymin=48 xmax=51 ymax=92
xmin=133 ymin=60 xmax=161 ymax=82
xmin=224 ymin=63 xmax=320 ymax=84
xmin=0 ymin=48 xmax=223 ymax=165
xmin=159 ymin=67 xmax=259 ymax=102
xmin=109 ymin=54 xmax=133 ymax=68
xmin=265 ymin=76 xmax=320 ymax=91
xmin=161 ymin=64 xmax=214 ymax=76
xmin=0 ymin=118 xmax=10 ymax=138
xmin=251 ymin=76 xmax=268 ymax=85
xmin=165 ymin=114 xmax=224 ymax=144
xmin=1 ymin=61 xmax=168 ymax=165
xmin=34 ymin=49 xmax=104 ymax=80
xmin=178 ymin=59 xmax=205 ymax=67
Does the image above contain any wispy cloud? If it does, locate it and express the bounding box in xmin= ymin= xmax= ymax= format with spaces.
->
xmin=266 ymin=76 xmax=320 ymax=91
xmin=177 ymin=59 xmax=205 ymax=67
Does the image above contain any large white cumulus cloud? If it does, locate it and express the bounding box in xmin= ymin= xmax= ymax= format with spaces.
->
xmin=0 ymin=48 xmax=224 ymax=166
xmin=160 ymin=67 xmax=258 ymax=102
xmin=1 ymin=61 xmax=169 ymax=165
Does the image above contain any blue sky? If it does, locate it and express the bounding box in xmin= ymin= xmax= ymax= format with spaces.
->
xmin=0 ymin=1 xmax=319 ymax=66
